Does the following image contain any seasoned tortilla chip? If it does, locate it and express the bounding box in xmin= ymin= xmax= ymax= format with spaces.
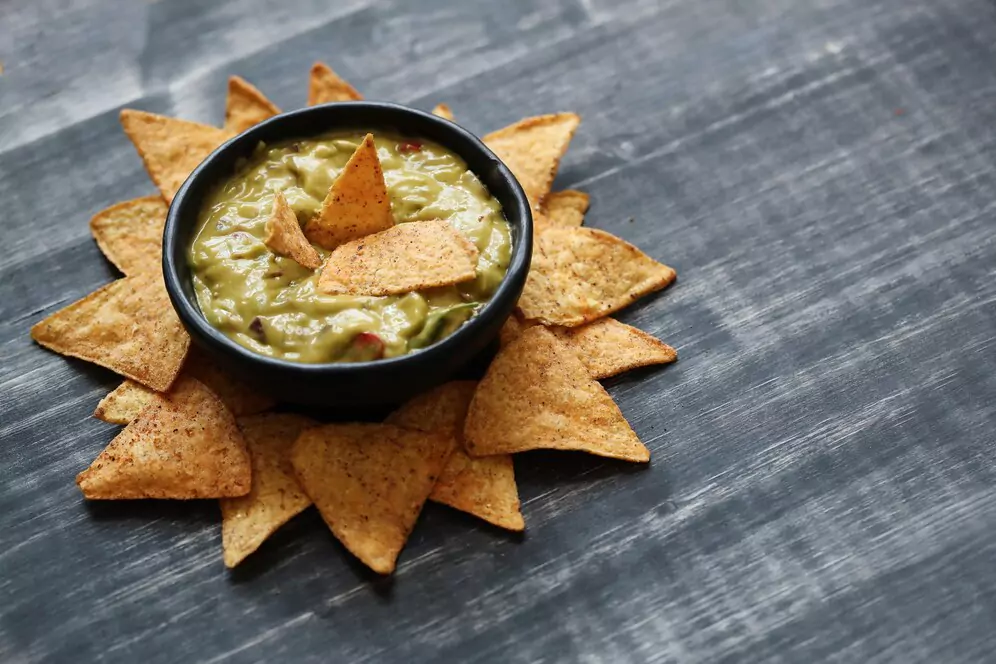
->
xmin=221 ymin=414 xmax=316 ymax=567
xmin=264 ymin=191 xmax=322 ymax=269
xmin=308 ymin=61 xmax=363 ymax=105
xmin=224 ymin=75 xmax=281 ymax=134
xmin=304 ymin=133 xmax=393 ymax=249
xmin=31 ymin=271 xmax=189 ymax=391
xmin=553 ymin=318 xmax=676 ymax=379
xmin=291 ymin=423 xmax=454 ymax=574
xmin=94 ymin=349 xmax=274 ymax=424
xmin=120 ymin=109 xmax=234 ymax=203
xmin=518 ymin=227 xmax=675 ymax=327
xmin=317 ymin=219 xmax=478 ymax=296
xmin=89 ymin=196 xmax=168 ymax=275
xmin=94 ymin=381 xmax=158 ymax=425
xmin=498 ymin=313 xmax=533 ymax=348
xmin=483 ymin=113 xmax=580 ymax=211
xmin=386 ymin=382 xmax=524 ymax=531
xmin=76 ymin=378 xmax=251 ymax=499
xmin=431 ymin=103 xmax=454 ymax=121
xmin=542 ymin=190 xmax=589 ymax=228
xmin=464 ymin=326 xmax=650 ymax=462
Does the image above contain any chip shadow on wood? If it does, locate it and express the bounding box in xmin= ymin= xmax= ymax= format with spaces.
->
xmin=513 ymin=449 xmax=653 ymax=491
xmin=83 ymin=497 xmax=219 ymax=527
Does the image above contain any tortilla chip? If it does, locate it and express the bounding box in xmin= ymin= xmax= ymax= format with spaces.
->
xmin=94 ymin=349 xmax=274 ymax=424
xmin=224 ymin=75 xmax=281 ymax=134
xmin=483 ymin=113 xmax=580 ymax=211
xmin=518 ymin=227 xmax=675 ymax=327
xmin=308 ymin=61 xmax=363 ymax=105
xmin=431 ymin=103 xmax=454 ymax=121
xmin=317 ymin=219 xmax=478 ymax=296
xmin=498 ymin=313 xmax=533 ymax=348
xmin=291 ymin=423 xmax=454 ymax=574
xmin=303 ymin=133 xmax=394 ymax=250
xmin=221 ymin=414 xmax=316 ymax=567
xmin=464 ymin=326 xmax=650 ymax=462
xmin=386 ymin=382 xmax=524 ymax=531
xmin=76 ymin=377 xmax=251 ymax=499
xmin=542 ymin=190 xmax=589 ymax=228
xmin=31 ymin=271 xmax=189 ymax=391
xmin=120 ymin=109 xmax=234 ymax=203
xmin=553 ymin=318 xmax=676 ymax=379
xmin=94 ymin=381 xmax=158 ymax=425
xmin=89 ymin=196 xmax=168 ymax=275
xmin=264 ymin=191 xmax=322 ymax=269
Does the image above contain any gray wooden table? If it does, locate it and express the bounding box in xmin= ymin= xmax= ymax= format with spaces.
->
xmin=3 ymin=0 xmax=996 ymax=661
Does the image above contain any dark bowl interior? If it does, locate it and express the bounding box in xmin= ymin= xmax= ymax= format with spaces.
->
xmin=163 ymin=102 xmax=532 ymax=409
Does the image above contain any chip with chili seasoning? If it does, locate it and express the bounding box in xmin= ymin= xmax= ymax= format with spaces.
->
xmin=308 ymin=61 xmax=363 ymax=105
xmin=264 ymin=191 xmax=322 ymax=269
xmin=317 ymin=219 xmax=479 ymax=297
xmin=464 ymin=326 xmax=650 ymax=462
xmin=386 ymin=381 xmax=524 ymax=531
xmin=89 ymin=196 xmax=168 ymax=276
xmin=77 ymin=377 xmax=251 ymax=499
xmin=431 ymin=103 xmax=454 ymax=121
xmin=31 ymin=271 xmax=189 ymax=391
xmin=290 ymin=423 xmax=454 ymax=574
xmin=120 ymin=109 xmax=234 ymax=203
xmin=518 ymin=227 xmax=676 ymax=327
xmin=304 ymin=133 xmax=394 ymax=250
xmin=542 ymin=190 xmax=589 ymax=228
xmin=483 ymin=113 xmax=580 ymax=211
xmin=224 ymin=75 xmax=280 ymax=134
xmin=221 ymin=413 xmax=316 ymax=567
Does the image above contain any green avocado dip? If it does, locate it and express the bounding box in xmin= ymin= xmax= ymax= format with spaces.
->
xmin=189 ymin=131 xmax=511 ymax=363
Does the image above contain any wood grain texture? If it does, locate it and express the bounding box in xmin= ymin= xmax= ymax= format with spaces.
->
xmin=3 ymin=0 xmax=996 ymax=661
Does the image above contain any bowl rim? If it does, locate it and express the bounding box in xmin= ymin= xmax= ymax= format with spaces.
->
xmin=162 ymin=101 xmax=533 ymax=376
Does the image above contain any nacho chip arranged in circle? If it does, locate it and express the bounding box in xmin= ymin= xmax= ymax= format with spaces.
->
xmin=224 ymin=75 xmax=281 ymax=134
xmin=31 ymin=271 xmax=189 ymax=391
xmin=308 ymin=61 xmax=363 ymax=106
xmin=317 ymin=219 xmax=479 ymax=296
xmin=431 ymin=103 xmax=454 ymax=121
xmin=264 ymin=191 xmax=322 ymax=269
xmin=120 ymin=109 xmax=234 ymax=203
xmin=77 ymin=378 xmax=251 ymax=499
xmin=89 ymin=196 xmax=168 ymax=275
xmin=304 ymin=133 xmax=394 ymax=249
xmin=94 ymin=348 xmax=275 ymax=425
xmin=221 ymin=414 xmax=316 ymax=568
xmin=518 ymin=227 xmax=676 ymax=327
xmin=553 ymin=318 xmax=676 ymax=379
xmin=291 ymin=423 xmax=454 ymax=574
xmin=386 ymin=381 xmax=524 ymax=531
xmin=543 ymin=190 xmax=589 ymax=228
xmin=464 ymin=326 xmax=650 ymax=462
xmin=483 ymin=113 xmax=580 ymax=211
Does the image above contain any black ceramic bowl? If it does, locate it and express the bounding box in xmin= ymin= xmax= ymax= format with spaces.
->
xmin=163 ymin=102 xmax=532 ymax=408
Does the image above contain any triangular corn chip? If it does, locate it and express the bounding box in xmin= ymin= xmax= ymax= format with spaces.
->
xmin=264 ymin=191 xmax=322 ymax=269
xmin=89 ymin=196 xmax=168 ymax=275
xmin=31 ymin=271 xmax=189 ymax=391
xmin=317 ymin=219 xmax=478 ymax=296
xmin=483 ymin=113 xmax=580 ymax=211
xmin=224 ymin=75 xmax=281 ymax=134
xmin=518 ymin=227 xmax=675 ymax=327
xmin=290 ymin=423 xmax=454 ymax=574
xmin=221 ymin=414 xmax=316 ymax=567
xmin=542 ymin=190 xmax=588 ymax=228
xmin=303 ymin=133 xmax=394 ymax=249
xmin=308 ymin=61 xmax=363 ymax=105
xmin=94 ymin=348 xmax=274 ymax=424
xmin=498 ymin=313 xmax=528 ymax=348
xmin=387 ymin=381 xmax=524 ymax=531
xmin=431 ymin=103 xmax=454 ymax=121
xmin=553 ymin=318 xmax=676 ymax=379
xmin=464 ymin=326 xmax=650 ymax=462
xmin=120 ymin=109 xmax=234 ymax=203
xmin=76 ymin=378 xmax=251 ymax=499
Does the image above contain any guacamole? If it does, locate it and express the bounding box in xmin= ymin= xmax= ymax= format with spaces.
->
xmin=189 ymin=131 xmax=511 ymax=363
